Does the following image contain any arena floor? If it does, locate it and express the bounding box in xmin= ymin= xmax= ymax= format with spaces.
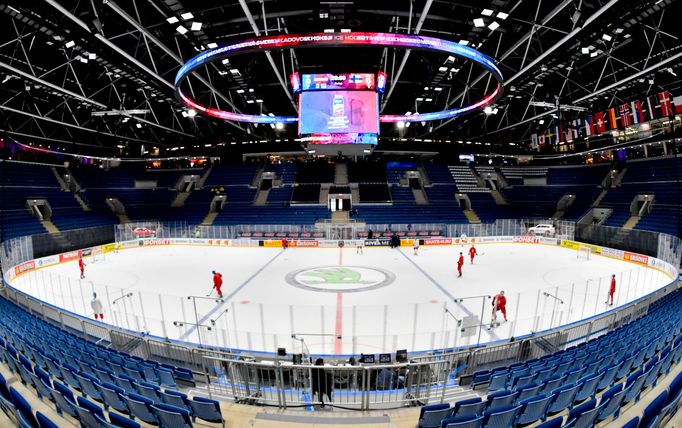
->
xmin=8 ymin=242 xmax=673 ymax=356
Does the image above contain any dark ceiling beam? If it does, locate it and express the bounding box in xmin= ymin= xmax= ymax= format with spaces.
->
xmin=380 ymin=0 xmax=434 ymax=111
xmin=104 ymin=0 xmax=250 ymax=133
xmin=237 ymin=0 xmax=297 ymax=111
xmin=481 ymin=48 xmax=682 ymax=137
xmin=0 ymin=104 xmax=159 ymax=144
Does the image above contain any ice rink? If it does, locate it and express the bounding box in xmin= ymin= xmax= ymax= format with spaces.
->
xmin=8 ymin=242 xmax=674 ymax=355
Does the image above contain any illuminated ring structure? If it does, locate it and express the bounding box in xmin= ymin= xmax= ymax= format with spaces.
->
xmin=174 ymin=32 xmax=504 ymax=124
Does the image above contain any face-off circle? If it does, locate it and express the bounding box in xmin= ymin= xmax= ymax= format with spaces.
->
xmin=285 ymin=265 xmax=396 ymax=293
xmin=174 ymin=32 xmax=504 ymax=124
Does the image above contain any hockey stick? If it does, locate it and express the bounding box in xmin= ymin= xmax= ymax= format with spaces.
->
xmin=205 ymin=287 xmax=215 ymax=297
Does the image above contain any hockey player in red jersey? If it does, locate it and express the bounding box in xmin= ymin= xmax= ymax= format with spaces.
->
xmin=492 ymin=291 xmax=507 ymax=323
xmin=212 ymin=270 xmax=224 ymax=298
xmin=457 ymin=252 xmax=464 ymax=277
xmin=282 ymin=238 xmax=288 ymax=249
xmin=78 ymin=256 xmax=85 ymax=279
xmin=606 ymin=274 xmax=616 ymax=306
xmin=468 ymin=245 xmax=478 ymax=264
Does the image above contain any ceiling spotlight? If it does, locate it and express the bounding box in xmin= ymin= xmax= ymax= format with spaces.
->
xmin=256 ymin=99 xmax=263 ymax=103
xmin=438 ymin=66 xmax=448 ymax=72
xmin=590 ymin=51 xmax=598 ymax=57
xmin=191 ymin=22 xmax=202 ymax=31
xmin=602 ymin=34 xmax=613 ymax=41
xmin=236 ymin=89 xmax=245 ymax=94
xmin=484 ymin=106 xmax=493 ymax=114
xmin=229 ymin=69 xmax=240 ymax=75
xmin=481 ymin=9 xmax=494 ymax=16
xmin=78 ymin=57 xmax=88 ymax=64
xmin=425 ymin=98 xmax=433 ymax=102
xmin=136 ymin=123 xmax=142 ymax=128
xmin=65 ymin=40 xmax=75 ymax=48
xmin=187 ymin=109 xmax=197 ymax=117
xmin=221 ymin=58 xmax=230 ymax=65
xmin=488 ymin=21 xmax=500 ymax=31
xmin=473 ymin=18 xmax=485 ymax=27
xmin=275 ymin=122 xmax=284 ymax=130
xmin=497 ymin=12 xmax=509 ymax=20
xmin=176 ymin=25 xmax=188 ymax=35
xmin=581 ymin=47 xmax=590 ymax=54
xmin=166 ymin=16 xmax=179 ymax=24
xmin=246 ymin=99 xmax=254 ymax=104
xmin=614 ymin=28 xmax=623 ymax=34
xmin=323 ymin=29 xmax=334 ymax=33
xmin=459 ymin=40 xmax=470 ymax=45
xmin=181 ymin=12 xmax=194 ymax=20
xmin=397 ymin=121 xmax=405 ymax=129
xmin=207 ymin=43 xmax=217 ymax=49
xmin=340 ymin=29 xmax=351 ymax=33
xmin=434 ymin=87 xmax=443 ymax=91
xmin=538 ymin=119 xmax=545 ymax=125
xmin=88 ymin=53 xmax=96 ymax=60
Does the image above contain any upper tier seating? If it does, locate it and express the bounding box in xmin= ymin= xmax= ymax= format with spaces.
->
xmin=422 ymin=164 xmax=456 ymax=184
xmin=203 ymin=164 xmax=257 ymax=186
xmin=295 ymin=161 xmax=335 ymax=183
xmin=347 ymin=161 xmax=387 ymax=183
xmin=502 ymin=185 xmax=599 ymax=219
xmin=291 ymin=184 xmax=321 ymax=203
xmin=264 ymin=163 xmax=297 ymax=185
xmin=547 ymin=164 xmax=610 ymax=185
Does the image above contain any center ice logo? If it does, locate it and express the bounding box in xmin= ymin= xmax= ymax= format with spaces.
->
xmin=286 ymin=266 xmax=395 ymax=293
xmin=300 ymin=268 xmax=372 ymax=285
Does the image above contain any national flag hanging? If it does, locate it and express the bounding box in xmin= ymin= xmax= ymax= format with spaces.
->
xmin=673 ymin=95 xmax=682 ymax=115
xmin=564 ymin=124 xmax=573 ymax=142
xmin=607 ymin=108 xmax=618 ymax=130
xmin=631 ymin=100 xmax=644 ymax=124
xmin=594 ymin=112 xmax=606 ymax=133
xmin=547 ymin=129 xmax=555 ymax=146
xmin=659 ymin=91 xmax=673 ymax=117
xmin=645 ymin=95 xmax=658 ymax=121
xmin=558 ymin=125 xmax=566 ymax=143
xmin=538 ymin=133 xmax=546 ymax=149
xmin=531 ymin=133 xmax=539 ymax=151
xmin=573 ymin=119 xmax=581 ymax=139
xmin=585 ymin=115 xmax=594 ymax=137
xmin=619 ymin=103 xmax=632 ymax=127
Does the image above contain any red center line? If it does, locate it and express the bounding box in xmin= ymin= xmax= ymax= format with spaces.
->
xmin=334 ymin=246 xmax=344 ymax=354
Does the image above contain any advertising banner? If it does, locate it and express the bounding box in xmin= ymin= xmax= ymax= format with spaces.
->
xmin=423 ymin=238 xmax=453 ymax=246
xmin=364 ymin=238 xmax=391 ymax=247
xmin=59 ymin=250 xmax=82 ymax=263
xmin=14 ymin=260 xmax=35 ymax=276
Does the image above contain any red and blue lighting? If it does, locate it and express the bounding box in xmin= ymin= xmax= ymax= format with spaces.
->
xmin=174 ymin=32 xmax=503 ymax=125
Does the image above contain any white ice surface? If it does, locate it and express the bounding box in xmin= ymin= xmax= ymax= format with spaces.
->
xmin=9 ymin=243 xmax=673 ymax=355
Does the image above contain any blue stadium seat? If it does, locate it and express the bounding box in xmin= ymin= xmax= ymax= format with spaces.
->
xmin=75 ymin=395 xmax=105 ymax=428
xmin=9 ymin=386 xmax=39 ymax=428
xmin=189 ymin=396 xmax=225 ymax=426
xmin=109 ymin=412 xmax=142 ymax=428
xmin=481 ymin=403 xmax=520 ymax=428
xmin=151 ymin=402 xmax=193 ymax=428
xmin=547 ymin=383 xmax=578 ymax=414
xmin=486 ymin=390 xmax=516 ymax=411
xmin=99 ymin=382 xmax=129 ymax=414
xmin=418 ymin=403 xmax=451 ymax=428
xmin=36 ymin=411 xmax=59 ymax=428
xmin=452 ymin=398 xmax=485 ymax=418
xmin=515 ymin=393 xmax=551 ymax=425
xmin=125 ymin=392 xmax=158 ymax=425
xmin=441 ymin=414 xmax=484 ymax=428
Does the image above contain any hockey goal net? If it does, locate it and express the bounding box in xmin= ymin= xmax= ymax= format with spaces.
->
xmin=577 ymin=246 xmax=591 ymax=261
xmin=90 ymin=246 xmax=105 ymax=264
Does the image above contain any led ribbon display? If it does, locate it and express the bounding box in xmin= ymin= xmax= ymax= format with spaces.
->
xmin=175 ymin=32 xmax=503 ymax=124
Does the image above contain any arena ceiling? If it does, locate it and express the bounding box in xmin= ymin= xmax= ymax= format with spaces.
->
xmin=0 ymin=0 xmax=680 ymax=155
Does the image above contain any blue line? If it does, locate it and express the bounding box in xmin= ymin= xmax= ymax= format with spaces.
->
xmin=397 ymin=248 xmax=500 ymax=340
xmin=179 ymin=249 xmax=285 ymax=340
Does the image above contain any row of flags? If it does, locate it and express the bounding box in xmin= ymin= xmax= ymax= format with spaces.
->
xmin=530 ymin=91 xmax=682 ymax=151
